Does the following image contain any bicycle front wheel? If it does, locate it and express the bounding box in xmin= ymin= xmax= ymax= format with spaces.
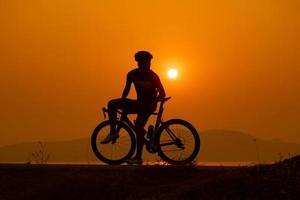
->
xmin=91 ymin=120 xmax=136 ymax=165
xmin=157 ymin=119 xmax=200 ymax=165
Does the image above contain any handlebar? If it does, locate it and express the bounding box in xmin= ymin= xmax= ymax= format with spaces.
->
xmin=158 ymin=96 xmax=171 ymax=103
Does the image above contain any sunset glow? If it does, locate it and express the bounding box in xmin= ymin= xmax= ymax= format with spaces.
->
xmin=167 ymin=68 xmax=178 ymax=79
xmin=0 ymin=0 xmax=299 ymax=147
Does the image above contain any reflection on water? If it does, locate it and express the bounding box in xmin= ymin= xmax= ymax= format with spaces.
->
xmin=21 ymin=161 xmax=273 ymax=166
xmin=197 ymin=161 xmax=272 ymax=166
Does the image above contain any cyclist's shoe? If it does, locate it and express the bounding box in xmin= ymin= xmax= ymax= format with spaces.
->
xmin=124 ymin=158 xmax=143 ymax=165
xmin=100 ymin=132 xmax=119 ymax=144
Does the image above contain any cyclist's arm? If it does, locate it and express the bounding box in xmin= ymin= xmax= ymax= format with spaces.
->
xmin=156 ymin=76 xmax=166 ymax=100
xmin=121 ymin=74 xmax=132 ymax=99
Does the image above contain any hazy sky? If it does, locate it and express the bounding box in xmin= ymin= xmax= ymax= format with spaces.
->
xmin=0 ymin=0 xmax=299 ymax=146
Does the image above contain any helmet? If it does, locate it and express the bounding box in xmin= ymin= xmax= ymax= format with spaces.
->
xmin=134 ymin=51 xmax=153 ymax=62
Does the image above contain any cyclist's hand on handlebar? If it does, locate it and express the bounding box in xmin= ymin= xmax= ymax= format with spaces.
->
xmin=156 ymin=95 xmax=166 ymax=102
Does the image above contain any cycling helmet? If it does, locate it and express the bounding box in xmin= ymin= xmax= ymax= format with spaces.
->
xmin=134 ymin=51 xmax=153 ymax=62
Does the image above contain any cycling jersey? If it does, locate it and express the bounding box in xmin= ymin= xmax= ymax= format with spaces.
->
xmin=127 ymin=68 xmax=164 ymax=104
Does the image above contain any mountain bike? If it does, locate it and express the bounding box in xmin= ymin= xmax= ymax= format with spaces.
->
xmin=91 ymin=97 xmax=200 ymax=165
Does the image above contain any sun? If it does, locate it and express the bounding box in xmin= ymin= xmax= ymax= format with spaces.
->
xmin=167 ymin=68 xmax=178 ymax=79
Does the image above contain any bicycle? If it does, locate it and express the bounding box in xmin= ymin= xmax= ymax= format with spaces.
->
xmin=91 ymin=97 xmax=200 ymax=165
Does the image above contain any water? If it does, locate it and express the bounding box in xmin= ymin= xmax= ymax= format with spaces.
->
xmin=2 ymin=161 xmax=272 ymax=166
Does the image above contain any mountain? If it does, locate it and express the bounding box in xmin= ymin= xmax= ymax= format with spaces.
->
xmin=0 ymin=130 xmax=299 ymax=163
xmin=199 ymin=130 xmax=300 ymax=162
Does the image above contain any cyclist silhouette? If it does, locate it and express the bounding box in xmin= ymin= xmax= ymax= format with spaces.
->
xmin=101 ymin=51 xmax=166 ymax=164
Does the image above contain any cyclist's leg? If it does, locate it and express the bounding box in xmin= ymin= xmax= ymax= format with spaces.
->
xmin=134 ymin=102 xmax=157 ymax=160
xmin=107 ymin=98 xmax=138 ymax=133
xmin=107 ymin=99 xmax=121 ymax=133
xmin=134 ymin=110 xmax=153 ymax=160
xmin=101 ymin=99 xmax=138 ymax=144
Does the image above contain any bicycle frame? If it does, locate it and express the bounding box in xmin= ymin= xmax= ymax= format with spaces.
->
xmin=103 ymin=97 xmax=179 ymax=147
xmin=93 ymin=96 xmax=200 ymax=165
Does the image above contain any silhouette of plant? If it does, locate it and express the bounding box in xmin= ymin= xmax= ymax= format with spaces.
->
xmin=28 ymin=141 xmax=50 ymax=164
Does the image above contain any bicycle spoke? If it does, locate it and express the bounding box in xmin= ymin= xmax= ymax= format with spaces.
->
xmin=159 ymin=121 xmax=198 ymax=164
xmin=160 ymin=149 xmax=184 ymax=152
xmin=160 ymin=141 xmax=177 ymax=147
xmin=94 ymin=125 xmax=132 ymax=161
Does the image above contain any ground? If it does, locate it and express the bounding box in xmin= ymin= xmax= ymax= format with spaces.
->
xmin=0 ymin=156 xmax=300 ymax=199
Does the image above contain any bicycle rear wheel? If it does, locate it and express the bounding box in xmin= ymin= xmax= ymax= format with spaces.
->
xmin=157 ymin=119 xmax=200 ymax=165
xmin=91 ymin=120 xmax=136 ymax=165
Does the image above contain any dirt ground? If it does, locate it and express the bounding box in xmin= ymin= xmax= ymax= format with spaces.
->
xmin=0 ymin=159 xmax=299 ymax=200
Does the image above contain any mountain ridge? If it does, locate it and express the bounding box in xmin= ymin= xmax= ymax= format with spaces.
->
xmin=1 ymin=129 xmax=299 ymax=163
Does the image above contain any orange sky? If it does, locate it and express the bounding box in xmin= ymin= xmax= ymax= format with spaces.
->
xmin=0 ymin=0 xmax=299 ymax=146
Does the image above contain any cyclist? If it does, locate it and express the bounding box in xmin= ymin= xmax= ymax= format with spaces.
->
xmin=101 ymin=51 xmax=166 ymax=164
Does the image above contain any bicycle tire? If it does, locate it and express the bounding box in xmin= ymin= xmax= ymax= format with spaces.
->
xmin=156 ymin=119 xmax=200 ymax=165
xmin=91 ymin=120 xmax=136 ymax=165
